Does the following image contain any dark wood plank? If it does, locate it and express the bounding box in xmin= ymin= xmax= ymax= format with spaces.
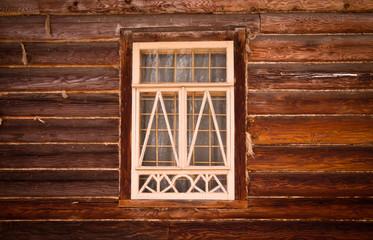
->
xmin=248 ymin=116 xmax=373 ymax=144
xmin=1 ymin=198 xmax=373 ymax=220
xmin=234 ymin=28 xmax=247 ymax=200
xmin=0 ymin=144 xmax=118 ymax=168
xmin=37 ymin=0 xmax=373 ymax=14
xmin=248 ymin=146 xmax=373 ymax=171
xmin=0 ymin=0 xmax=39 ymax=15
xmin=132 ymin=30 xmax=236 ymax=42
xmin=24 ymin=41 xmax=119 ymax=65
xmin=169 ymin=221 xmax=373 ymax=240
xmin=0 ymin=67 xmax=119 ymax=91
xmin=0 ymin=43 xmax=23 ymax=65
xmin=249 ymin=172 xmax=373 ymax=197
xmin=249 ymin=35 xmax=373 ymax=62
xmin=247 ymin=63 xmax=373 ymax=90
xmin=0 ymin=221 xmax=168 ymax=240
xmin=50 ymin=14 xmax=258 ymax=40
xmin=0 ymin=119 xmax=119 ymax=142
xmin=261 ymin=13 xmax=373 ymax=33
xmin=120 ymin=31 xmax=132 ymax=200
xmin=0 ymin=170 xmax=118 ymax=181
xmin=0 ymin=16 xmax=45 ymax=40
xmin=0 ymin=181 xmax=118 ymax=197
xmin=248 ymin=91 xmax=373 ymax=114
xmin=0 ymin=93 xmax=119 ymax=117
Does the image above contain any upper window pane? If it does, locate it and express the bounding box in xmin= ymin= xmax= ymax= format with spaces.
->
xmin=140 ymin=49 xmax=227 ymax=83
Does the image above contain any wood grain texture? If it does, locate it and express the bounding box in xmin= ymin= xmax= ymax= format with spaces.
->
xmin=247 ymin=63 xmax=373 ymax=90
xmin=0 ymin=144 xmax=118 ymax=168
xmin=249 ymin=35 xmax=373 ymax=62
xmin=0 ymin=67 xmax=119 ymax=91
xmin=24 ymin=42 xmax=119 ymax=65
xmin=132 ymin=30 xmax=236 ymax=42
xmin=248 ymin=91 xmax=373 ymax=114
xmin=0 ymin=16 xmax=46 ymax=40
xmin=50 ymin=14 xmax=258 ymax=40
xmin=0 ymin=181 xmax=118 ymax=197
xmin=169 ymin=221 xmax=373 ymax=240
xmin=32 ymin=0 xmax=373 ymax=14
xmin=248 ymin=146 xmax=373 ymax=171
xmin=248 ymin=116 xmax=373 ymax=144
xmin=249 ymin=172 xmax=373 ymax=197
xmin=0 ymin=0 xmax=39 ymax=15
xmin=1 ymin=198 xmax=373 ymax=220
xmin=119 ymin=200 xmax=248 ymax=208
xmin=0 ymin=43 xmax=23 ymax=65
xmin=0 ymin=93 xmax=119 ymax=117
xmin=0 ymin=221 xmax=168 ymax=240
xmin=0 ymin=119 xmax=119 ymax=142
xmin=261 ymin=13 xmax=373 ymax=33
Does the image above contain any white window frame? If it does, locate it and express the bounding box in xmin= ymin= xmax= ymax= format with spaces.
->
xmin=131 ymin=41 xmax=235 ymax=200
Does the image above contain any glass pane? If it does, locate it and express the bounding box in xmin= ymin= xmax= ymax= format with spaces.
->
xmin=158 ymin=54 xmax=174 ymax=67
xmin=211 ymin=69 xmax=226 ymax=82
xmin=176 ymin=69 xmax=192 ymax=82
xmin=177 ymin=54 xmax=192 ymax=67
xmin=141 ymin=68 xmax=156 ymax=83
xmin=211 ymin=53 xmax=226 ymax=67
xmin=194 ymin=54 xmax=209 ymax=67
xmin=158 ymin=69 xmax=174 ymax=82
xmin=194 ymin=69 xmax=209 ymax=83
xmin=141 ymin=53 xmax=156 ymax=67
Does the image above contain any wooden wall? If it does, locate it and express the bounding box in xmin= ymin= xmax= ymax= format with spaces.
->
xmin=1 ymin=1 xmax=373 ymax=239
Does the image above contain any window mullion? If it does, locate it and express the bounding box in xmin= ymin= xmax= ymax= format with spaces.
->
xmin=179 ymin=87 xmax=187 ymax=169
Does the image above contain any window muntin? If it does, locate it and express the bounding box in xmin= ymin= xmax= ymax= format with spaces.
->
xmin=132 ymin=41 xmax=234 ymax=200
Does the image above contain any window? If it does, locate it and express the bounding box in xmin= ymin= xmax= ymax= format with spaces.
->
xmin=131 ymin=41 xmax=234 ymax=200
xmin=119 ymin=28 xmax=247 ymax=207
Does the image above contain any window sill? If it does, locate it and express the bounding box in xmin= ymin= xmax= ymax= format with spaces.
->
xmin=118 ymin=200 xmax=248 ymax=208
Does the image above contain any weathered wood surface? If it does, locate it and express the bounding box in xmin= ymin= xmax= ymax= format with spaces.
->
xmin=119 ymin=200 xmax=248 ymax=208
xmin=132 ymin=30 xmax=236 ymax=42
xmin=0 ymin=43 xmax=23 ymax=65
xmin=22 ymin=42 xmax=119 ymax=65
xmin=0 ymin=67 xmax=119 ymax=91
xmin=0 ymin=144 xmax=118 ymax=168
xmin=1 ymin=198 xmax=372 ymax=220
xmin=261 ymin=13 xmax=373 ymax=33
xmin=0 ymin=93 xmax=119 ymax=117
xmin=249 ymin=35 xmax=373 ymax=62
xmin=0 ymin=181 xmax=118 ymax=197
xmin=247 ymin=63 xmax=373 ymax=90
xmin=249 ymin=172 xmax=373 ymax=197
xmin=248 ymin=146 xmax=373 ymax=171
xmin=248 ymin=116 xmax=373 ymax=144
xmin=248 ymin=91 xmax=373 ymax=114
xmin=0 ymin=14 xmax=259 ymax=40
xmin=2 ymin=0 xmax=372 ymax=15
xmin=0 ymin=221 xmax=169 ymax=240
xmin=0 ymin=119 xmax=118 ymax=142
xmin=169 ymin=221 xmax=373 ymax=240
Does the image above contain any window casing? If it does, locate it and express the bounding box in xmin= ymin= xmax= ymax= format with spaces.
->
xmin=131 ymin=41 xmax=234 ymax=200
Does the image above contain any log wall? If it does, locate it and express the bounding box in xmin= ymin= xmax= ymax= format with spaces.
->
xmin=0 ymin=1 xmax=372 ymax=239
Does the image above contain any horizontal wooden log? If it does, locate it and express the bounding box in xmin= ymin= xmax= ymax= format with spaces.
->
xmin=0 ymin=221 xmax=169 ymax=240
xmin=24 ymin=42 xmax=119 ymax=65
xmin=249 ymin=172 xmax=373 ymax=197
xmin=0 ymin=16 xmax=46 ymax=40
xmin=0 ymin=67 xmax=119 ymax=91
xmin=0 ymin=170 xmax=118 ymax=181
xmin=0 ymin=144 xmax=118 ymax=168
xmin=261 ymin=13 xmax=373 ymax=33
xmin=248 ymin=91 xmax=373 ymax=114
xmin=248 ymin=116 xmax=373 ymax=144
xmin=0 ymin=181 xmax=118 ymax=197
xmin=7 ymin=0 xmax=371 ymax=14
xmin=132 ymin=30 xmax=236 ymax=42
xmin=0 ymin=119 xmax=119 ymax=142
xmin=169 ymin=221 xmax=373 ymax=240
xmin=248 ymin=146 xmax=373 ymax=171
xmin=249 ymin=35 xmax=373 ymax=62
xmin=0 ymin=43 xmax=23 ymax=65
xmin=1 ymin=198 xmax=372 ymax=220
xmin=0 ymin=93 xmax=119 ymax=117
xmin=247 ymin=63 xmax=373 ymax=90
